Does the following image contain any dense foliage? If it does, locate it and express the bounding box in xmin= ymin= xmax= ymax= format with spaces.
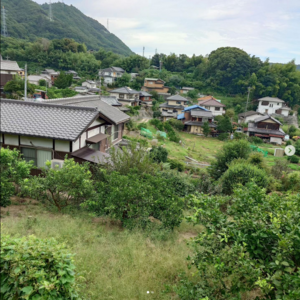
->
xmin=176 ymin=183 xmax=300 ymax=300
xmin=0 ymin=148 xmax=32 ymax=207
xmin=1 ymin=235 xmax=82 ymax=299
xmin=21 ymin=158 xmax=96 ymax=211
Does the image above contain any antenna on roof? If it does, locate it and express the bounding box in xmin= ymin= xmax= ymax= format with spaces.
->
xmin=155 ymin=49 xmax=157 ymax=54
xmin=1 ymin=6 xmax=8 ymax=37
xmin=49 ymin=0 xmax=53 ymax=22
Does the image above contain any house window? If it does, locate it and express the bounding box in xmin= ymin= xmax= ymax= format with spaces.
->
xmin=149 ymin=81 xmax=153 ymax=84
xmin=114 ymin=125 xmax=119 ymax=140
xmin=262 ymin=101 xmax=269 ymax=106
xmin=90 ymin=142 xmax=100 ymax=151
xmin=277 ymin=103 xmax=280 ymax=105
xmin=215 ymin=107 xmax=220 ymax=111
xmin=21 ymin=148 xmax=52 ymax=168
xmin=269 ymin=104 xmax=273 ymax=107
xmin=119 ymin=94 xmax=124 ymax=99
xmin=176 ymin=101 xmax=182 ymax=105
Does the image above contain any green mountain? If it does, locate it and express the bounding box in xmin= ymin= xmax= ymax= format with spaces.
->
xmin=2 ymin=0 xmax=133 ymax=56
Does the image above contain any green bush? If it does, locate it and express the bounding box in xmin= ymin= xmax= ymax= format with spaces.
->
xmin=84 ymin=169 xmax=184 ymax=229
xmin=287 ymin=155 xmax=300 ymax=164
xmin=0 ymin=235 xmax=82 ymax=299
xmin=125 ymin=119 xmax=137 ymax=131
xmin=248 ymin=136 xmax=264 ymax=144
xmin=21 ymin=158 xmax=95 ymax=211
xmin=0 ymin=148 xmax=33 ymax=207
xmin=150 ymin=146 xmax=168 ymax=163
xmin=295 ymin=140 xmax=300 ymax=156
xmin=220 ymin=162 xmax=269 ymax=194
xmin=179 ymin=183 xmax=300 ymax=300
xmin=233 ymin=132 xmax=247 ymax=140
xmin=168 ymin=159 xmax=185 ymax=172
xmin=167 ymin=119 xmax=184 ymax=131
xmin=137 ymin=122 xmax=148 ymax=130
xmin=286 ymin=140 xmax=293 ymax=146
xmin=153 ymin=111 xmax=161 ymax=118
xmin=281 ymin=171 xmax=300 ymax=191
xmin=217 ymin=132 xmax=228 ymax=141
xmin=209 ymin=139 xmax=252 ymax=180
xmin=247 ymin=152 xmax=268 ymax=170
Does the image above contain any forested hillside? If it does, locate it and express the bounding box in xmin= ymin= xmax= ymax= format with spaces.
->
xmin=1 ymin=0 xmax=133 ymax=56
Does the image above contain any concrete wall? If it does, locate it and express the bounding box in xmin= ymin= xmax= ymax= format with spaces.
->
xmin=55 ymin=140 xmax=70 ymax=152
xmin=270 ymin=137 xmax=282 ymax=145
xmin=20 ymin=136 xmax=53 ymax=148
xmin=4 ymin=134 xmax=19 ymax=146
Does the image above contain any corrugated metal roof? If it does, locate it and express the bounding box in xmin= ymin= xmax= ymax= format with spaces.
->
xmin=0 ymin=99 xmax=98 ymax=141
xmin=183 ymin=105 xmax=209 ymax=112
xmin=177 ymin=113 xmax=184 ymax=120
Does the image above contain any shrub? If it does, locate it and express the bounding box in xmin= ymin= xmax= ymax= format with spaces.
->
xmin=220 ymin=162 xmax=269 ymax=194
xmin=295 ymin=139 xmax=300 ymax=156
xmin=217 ymin=132 xmax=228 ymax=141
xmin=21 ymin=158 xmax=95 ymax=211
xmin=281 ymin=171 xmax=300 ymax=191
xmin=169 ymin=131 xmax=181 ymax=143
xmin=0 ymin=148 xmax=33 ymax=207
xmin=271 ymin=159 xmax=290 ymax=179
xmin=287 ymin=155 xmax=300 ymax=164
xmin=0 ymin=235 xmax=81 ymax=299
xmin=286 ymin=140 xmax=293 ymax=146
xmin=208 ymin=139 xmax=252 ymax=180
xmin=125 ymin=119 xmax=137 ymax=131
xmin=179 ymin=183 xmax=300 ymax=300
xmin=202 ymin=121 xmax=210 ymax=137
xmin=168 ymin=159 xmax=185 ymax=172
xmin=153 ymin=111 xmax=161 ymax=118
xmin=247 ymin=152 xmax=268 ymax=170
xmin=137 ymin=122 xmax=148 ymax=130
xmin=150 ymin=146 xmax=168 ymax=163
xmin=38 ymin=79 xmax=47 ymax=86
xmin=84 ymin=169 xmax=184 ymax=229
xmin=167 ymin=119 xmax=184 ymax=131
xmin=233 ymin=132 xmax=247 ymax=140
xmin=248 ymin=136 xmax=264 ymax=144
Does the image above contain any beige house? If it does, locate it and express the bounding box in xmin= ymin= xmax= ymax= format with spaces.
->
xmin=109 ymin=86 xmax=140 ymax=106
xmin=159 ymin=95 xmax=189 ymax=122
xmin=142 ymin=78 xmax=169 ymax=93
xmin=198 ymin=96 xmax=226 ymax=116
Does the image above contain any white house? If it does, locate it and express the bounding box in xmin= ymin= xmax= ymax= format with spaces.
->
xmin=198 ymin=96 xmax=226 ymax=116
xmin=109 ymin=86 xmax=140 ymax=106
xmin=28 ymin=75 xmax=52 ymax=87
xmin=82 ymin=80 xmax=97 ymax=89
xmin=99 ymin=67 xmax=125 ymax=85
xmin=257 ymin=97 xmax=291 ymax=117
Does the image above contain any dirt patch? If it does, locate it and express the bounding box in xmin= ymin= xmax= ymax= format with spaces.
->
xmin=178 ymin=232 xmax=198 ymax=243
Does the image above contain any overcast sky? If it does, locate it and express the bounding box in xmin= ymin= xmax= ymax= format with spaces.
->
xmin=35 ymin=0 xmax=300 ymax=63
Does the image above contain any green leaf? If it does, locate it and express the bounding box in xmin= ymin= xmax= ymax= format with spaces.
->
xmin=281 ymin=261 xmax=289 ymax=267
xmin=21 ymin=286 xmax=33 ymax=295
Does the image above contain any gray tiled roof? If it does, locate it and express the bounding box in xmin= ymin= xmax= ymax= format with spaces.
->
xmin=258 ymin=97 xmax=285 ymax=103
xmin=109 ymin=86 xmax=140 ymax=94
xmin=238 ymin=111 xmax=262 ymax=118
xmin=191 ymin=110 xmax=213 ymax=118
xmin=100 ymin=96 xmax=122 ymax=106
xmin=167 ymin=95 xmax=189 ymax=102
xmin=254 ymin=115 xmax=282 ymax=125
xmin=161 ymin=111 xmax=177 ymax=117
xmin=140 ymin=91 xmax=152 ymax=97
xmin=185 ymin=121 xmax=216 ymax=127
xmin=247 ymin=124 xmax=285 ymax=136
xmin=42 ymin=95 xmax=130 ymax=125
xmin=159 ymin=102 xmax=184 ymax=109
xmin=0 ymin=99 xmax=99 ymax=141
xmin=0 ymin=60 xmax=21 ymax=71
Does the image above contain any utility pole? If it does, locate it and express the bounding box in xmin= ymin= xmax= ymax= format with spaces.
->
xmin=159 ymin=56 xmax=162 ymax=72
xmin=155 ymin=49 xmax=157 ymax=55
xmin=107 ymin=19 xmax=109 ymax=31
xmin=143 ymin=46 xmax=145 ymax=57
xmin=24 ymin=64 xmax=27 ymax=101
xmin=49 ymin=0 xmax=53 ymax=22
xmin=244 ymin=86 xmax=251 ymax=114
xmin=1 ymin=6 xmax=8 ymax=37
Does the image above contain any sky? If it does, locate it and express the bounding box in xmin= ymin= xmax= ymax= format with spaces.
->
xmin=34 ymin=0 xmax=300 ymax=63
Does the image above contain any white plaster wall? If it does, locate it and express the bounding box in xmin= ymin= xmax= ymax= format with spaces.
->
xmin=89 ymin=119 xmax=104 ymax=128
xmin=4 ymin=134 xmax=19 ymax=146
xmin=81 ymin=132 xmax=86 ymax=147
xmin=55 ymin=140 xmax=70 ymax=152
xmin=73 ymin=138 xmax=80 ymax=151
xmin=20 ymin=136 xmax=52 ymax=148
xmin=270 ymin=137 xmax=282 ymax=145
xmin=88 ymin=127 xmax=100 ymax=138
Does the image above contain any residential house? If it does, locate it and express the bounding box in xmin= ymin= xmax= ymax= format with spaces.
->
xmin=65 ymin=70 xmax=81 ymax=80
xmin=100 ymin=96 xmax=122 ymax=108
xmin=244 ymin=115 xmax=285 ymax=145
xmin=198 ymin=96 xmax=226 ymax=116
xmin=109 ymin=86 xmax=140 ymax=106
xmin=130 ymin=73 xmax=139 ymax=81
xmin=159 ymin=95 xmax=189 ymax=121
xmin=82 ymin=80 xmax=97 ymax=89
xmin=139 ymin=91 xmax=152 ymax=105
xmin=74 ymin=86 xmax=89 ymax=93
xmin=0 ymin=99 xmax=113 ymax=175
xmin=257 ymin=97 xmax=291 ymax=117
xmin=238 ymin=111 xmax=263 ymax=124
xmin=141 ymin=78 xmax=169 ymax=93
xmin=0 ymin=58 xmax=22 ymax=90
xmin=28 ymin=75 xmax=52 ymax=87
xmin=43 ymin=95 xmax=130 ymax=148
xmin=41 ymin=69 xmax=60 ymax=85
xmin=99 ymin=67 xmax=125 ymax=85
xmin=177 ymin=105 xmax=216 ymax=134
xmin=180 ymin=87 xmax=194 ymax=94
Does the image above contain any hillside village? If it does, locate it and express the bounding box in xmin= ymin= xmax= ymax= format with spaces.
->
xmin=1 ymin=1 xmax=300 ymax=299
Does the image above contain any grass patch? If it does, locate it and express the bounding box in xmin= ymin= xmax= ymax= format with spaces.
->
xmin=1 ymin=199 xmax=202 ymax=300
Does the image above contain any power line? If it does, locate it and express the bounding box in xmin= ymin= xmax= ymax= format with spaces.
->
xmin=49 ymin=0 xmax=53 ymax=22
xmin=1 ymin=6 xmax=8 ymax=37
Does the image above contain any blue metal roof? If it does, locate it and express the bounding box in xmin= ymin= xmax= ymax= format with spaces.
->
xmin=177 ymin=113 xmax=184 ymax=120
xmin=183 ymin=105 xmax=209 ymax=112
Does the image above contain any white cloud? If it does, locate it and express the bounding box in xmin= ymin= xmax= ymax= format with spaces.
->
xmin=34 ymin=0 xmax=300 ymax=63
